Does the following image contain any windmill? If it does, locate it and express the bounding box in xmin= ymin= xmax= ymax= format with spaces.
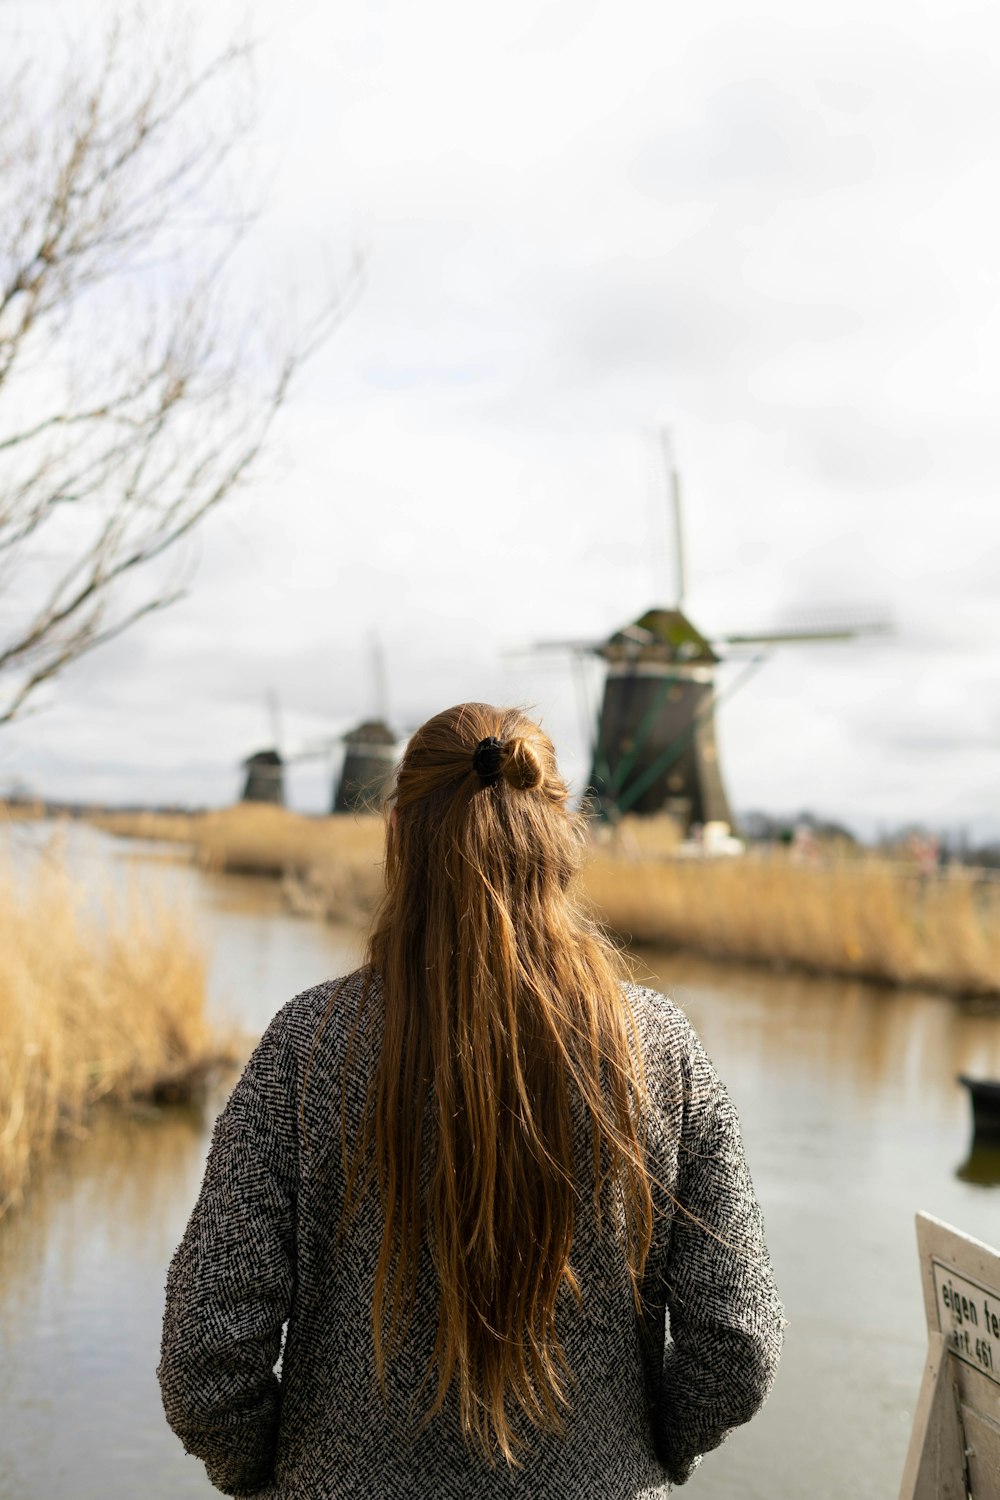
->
xmin=239 ymin=640 xmax=404 ymax=814
xmin=538 ymin=432 xmax=889 ymax=831
xmin=240 ymin=691 xmax=287 ymax=805
xmin=331 ymin=634 xmax=400 ymax=812
xmin=332 ymin=720 xmax=399 ymax=812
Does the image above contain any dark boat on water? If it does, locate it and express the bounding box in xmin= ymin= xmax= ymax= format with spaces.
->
xmin=959 ymin=1075 xmax=1000 ymax=1141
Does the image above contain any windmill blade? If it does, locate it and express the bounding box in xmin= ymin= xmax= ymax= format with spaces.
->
xmin=660 ymin=427 xmax=687 ymax=610
xmin=266 ymin=688 xmax=284 ymax=754
xmin=509 ymin=637 xmax=606 ymax=657
xmin=369 ymin=630 xmax=391 ymax=722
xmin=289 ymin=727 xmax=407 ymax=761
xmin=715 ymin=618 xmax=893 ymax=647
xmin=284 ymin=740 xmax=342 ymax=763
xmin=340 ymin=735 xmax=406 ymax=756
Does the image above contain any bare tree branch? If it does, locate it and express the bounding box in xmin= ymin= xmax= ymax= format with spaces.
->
xmin=0 ymin=4 xmax=358 ymax=723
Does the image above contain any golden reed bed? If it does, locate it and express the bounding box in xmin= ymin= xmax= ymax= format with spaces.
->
xmin=88 ymin=804 xmax=1000 ymax=999
xmin=0 ymin=839 xmax=231 ymax=1215
xmin=586 ymin=849 xmax=1000 ymax=997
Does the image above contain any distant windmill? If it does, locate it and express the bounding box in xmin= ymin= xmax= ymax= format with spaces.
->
xmin=332 ymin=720 xmax=399 ymax=812
xmin=238 ymin=638 xmax=404 ymax=814
xmin=538 ymin=431 xmax=890 ymax=830
xmin=240 ymin=691 xmax=287 ymax=805
xmin=332 ymin=634 xmax=400 ymax=812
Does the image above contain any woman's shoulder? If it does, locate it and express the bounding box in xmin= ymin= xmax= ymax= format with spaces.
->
xmin=266 ymin=968 xmax=380 ymax=1124
xmin=276 ymin=967 xmax=373 ymax=1040
xmin=244 ymin=968 xmax=376 ymax=1085
xmin=219 ymin=970 xmax=379 ymax=1164
xmin=621 ymin=981 xmax=720 ymax=1110
xmin=623 ymin=981 xmax=700 ymax=1053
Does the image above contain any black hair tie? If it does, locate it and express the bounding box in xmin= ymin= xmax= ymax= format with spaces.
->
xmin=472 ymin=736 xmax=504 ymax=786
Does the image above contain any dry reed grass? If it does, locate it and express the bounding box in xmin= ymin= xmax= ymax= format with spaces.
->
xmin=89 ymin=808 xmax=204 ymax=845
xmin=0 ymin=838 xmax=229 ymax=1216
xmin=0 ymin=799 xmax=47 ymax=821
xmin=81 ymin=802 xmax=1000 ymax=997
xmin=589 ymin=813 xmax=685 ymax=858
xmin=91 ymin=803 xmax=387 ymax=919
xmin=583 ymin=848 xmax=1000 ymax=996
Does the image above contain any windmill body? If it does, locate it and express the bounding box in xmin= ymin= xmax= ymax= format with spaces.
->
xmin=332 ymin=636 xmax=400 ymax=813
xmin=332 ymin=719 xmax=398 ymax=813
xmin=588 ymin=608 xmax=733 ymax=828
xmin=240 ymin=692 xmax=287 ymax=805
xmin=240 ymin=749 xmax=285 ymax=805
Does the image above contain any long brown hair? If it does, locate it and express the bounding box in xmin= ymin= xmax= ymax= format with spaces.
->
xmin=345 ymin=702 xmax=653 ymax=1464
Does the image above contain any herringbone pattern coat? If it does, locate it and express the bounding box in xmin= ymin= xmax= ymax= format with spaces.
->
xmin=158 ymin=975 xmax=783 ymax=1497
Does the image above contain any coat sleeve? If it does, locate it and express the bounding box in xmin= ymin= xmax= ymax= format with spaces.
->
xmin=646 ymin=1014 xmax=784 ymax=1486
xmin=157 ymin=1006 xmax=299 ymax=1496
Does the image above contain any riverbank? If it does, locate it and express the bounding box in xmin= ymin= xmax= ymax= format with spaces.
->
xmin=0 ymin=835 xmax=233 ymax=1215
xmin=75 ymin=803 xmax=1000 ymax=1000
xmin=588 ymin=851 xmax=1000 ymax=998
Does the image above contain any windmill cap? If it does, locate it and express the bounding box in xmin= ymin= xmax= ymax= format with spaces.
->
xmin=605 ymin=608 xmax=718 ymax=664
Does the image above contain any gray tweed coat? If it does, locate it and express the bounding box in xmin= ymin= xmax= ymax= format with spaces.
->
xmin=158 ymin=974 xmax=783 ymax=1497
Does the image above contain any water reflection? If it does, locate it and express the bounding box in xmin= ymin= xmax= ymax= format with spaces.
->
xmin=635 ymin=947 xmax=1000 ymax=1127
xmin=2 ymin=830 xmax=1000 ymax=1499
xmin=956 ymin=1140 xmax=1000 ymax=1188
xmin=0 ymin=1104 xmax=221 ymax=1499
xmin=630 ymin=947 xmax=1000 ymax=1500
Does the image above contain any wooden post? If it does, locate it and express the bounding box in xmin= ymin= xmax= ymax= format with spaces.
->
xmin=899 ymin=1214 xmax=1000 ymax=1499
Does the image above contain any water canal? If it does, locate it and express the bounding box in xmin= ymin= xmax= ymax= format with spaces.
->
xmin=1 ymin=824 xmax=998 ymax=1498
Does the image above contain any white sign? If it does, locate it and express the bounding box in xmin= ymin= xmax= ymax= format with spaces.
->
xmin=932 ymin=1259 xmax=1000 ymax=1387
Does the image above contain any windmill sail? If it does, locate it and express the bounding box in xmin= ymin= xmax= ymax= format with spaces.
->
xmin=661 ymin=428 xmax=687 ymax=611
xmin=717 ymin=619 xmax=891 ymax=647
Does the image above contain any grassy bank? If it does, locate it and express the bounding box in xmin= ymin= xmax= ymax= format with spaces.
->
xmin=0 ymin=841 xmax=231 ymax=1215
xmin=586 ymin=850 xmax=1000 ymax=997
xmin=77 ymin=802 xmax=1000 ymax=999
xmin=92 ymin=803 xmax=386 ymax=919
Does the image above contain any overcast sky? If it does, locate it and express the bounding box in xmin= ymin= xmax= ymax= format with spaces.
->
xmin=2 ymin=0 xmax=999 ymax=839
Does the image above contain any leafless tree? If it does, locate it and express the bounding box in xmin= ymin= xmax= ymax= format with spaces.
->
xmin=0 ymin=7 xmax=356 ymax=724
